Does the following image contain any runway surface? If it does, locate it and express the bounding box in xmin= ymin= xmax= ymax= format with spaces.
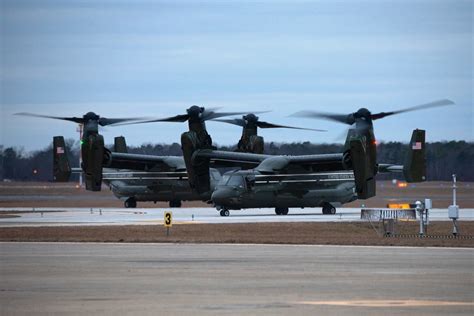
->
xmin=1 ymin=242 xmax=472 ymax=315
xmin=1 ymin=206 xmax=473 ymax=227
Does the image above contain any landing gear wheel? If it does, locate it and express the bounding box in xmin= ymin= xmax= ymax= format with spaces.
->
xmin=275 ymin=207 xmax=289 ymax=215
xmin=322 ymin=202 xmax=336 ymax=215
xmin=220 ymin=209 xmax=230 ymax=217
xmin=124 ymin=197 xmax=137 ymax=208
xmin=169 ymin=200 xmax=182 ymax=208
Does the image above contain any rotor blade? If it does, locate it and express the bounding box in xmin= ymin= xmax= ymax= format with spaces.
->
xmin=371 ymin=99 xmax=455 ymax=120
xmin=113 ymin=114 xmax=190 ymax=126
xmin=212 ymin=118 xmax=246 ymax=127
xmin=291 ymin=111 xmax=354 ymax=125
xmin=256 ymin=121 xmax=326 ymax=131
xmin=150 ymin=114 xmax=190 ymax=122
xmin=14 ymin=112 xmax=83 ymax=124
xmin=202 ymin=110 xmax=249 ymax=121
xmin=99 ymin=117 xmax=152 ymax=126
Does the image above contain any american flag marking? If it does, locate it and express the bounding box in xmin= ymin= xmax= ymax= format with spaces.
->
xmin=412 ymin=142 xmax=422 ymax=150
xmin=56 ymin=147 xmax=65 ymax=154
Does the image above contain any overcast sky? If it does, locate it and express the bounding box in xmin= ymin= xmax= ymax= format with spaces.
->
xmin=1 ymin=0 xmax=472 ymax=151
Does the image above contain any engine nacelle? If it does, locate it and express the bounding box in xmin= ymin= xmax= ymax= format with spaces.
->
xmin=83 ymin=134 xmax=104 ymax=191
xmin=249 ymin=135 xmax=264 ymax=154
xmin=181 ymin=131 xmax=211 ymax=195
xmin=348 ymin=137 xmax=376 ymax=199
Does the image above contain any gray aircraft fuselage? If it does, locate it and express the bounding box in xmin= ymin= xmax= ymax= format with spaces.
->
xmin=211 ymin=169 xmax=357 ymax=210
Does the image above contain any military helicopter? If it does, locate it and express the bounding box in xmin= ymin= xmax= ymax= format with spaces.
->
xmin=27 ymin=99 xmax=452 ymax=215
xmin=82 ymin=100 xmax=451 ymax=216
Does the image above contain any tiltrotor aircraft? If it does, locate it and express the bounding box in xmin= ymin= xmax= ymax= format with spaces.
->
xmin=205 ymin=99 xmax=452 ymax=215
xmin=18 ymin=99 xmax=452 ymax=215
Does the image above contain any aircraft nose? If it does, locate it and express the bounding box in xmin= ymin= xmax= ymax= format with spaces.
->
xmin=211 ymin=188 xmax=238 ymax=205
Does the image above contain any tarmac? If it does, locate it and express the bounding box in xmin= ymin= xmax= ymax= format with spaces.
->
xmin=1 ymin=242 xmax=472 ymax=315
xmin=1 ymin=206 xmax=473 ymax=227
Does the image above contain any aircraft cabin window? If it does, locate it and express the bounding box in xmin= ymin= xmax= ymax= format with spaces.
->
xmin=226 ymin=175 xmax=245 ymax=188
xmin=211 ymin=170 xmax=221 ymax=180
xmin=221 ymin=175 xmax=231 ymax=184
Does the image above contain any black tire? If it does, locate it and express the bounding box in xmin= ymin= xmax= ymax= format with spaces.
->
xmin=124 ymin=197 xmax=137 ymax=208
xmin=169 ymin=200 xmax=182 ymax=208
xmin=275 ymin=207 xmax=288 ymax=215
xmin=220 ymin=210 xmax=230 ymax=217
xmin=322 ymin=202 xmax=336 ymax=215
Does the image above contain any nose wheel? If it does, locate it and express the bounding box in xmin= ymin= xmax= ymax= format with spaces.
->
xmin=322 ymin=202 xmax=336 ymax=215
xmin=219 ymin=209 xmax=230 ymax=217
xmin=124 ymin=197 xmax=137 ymax=208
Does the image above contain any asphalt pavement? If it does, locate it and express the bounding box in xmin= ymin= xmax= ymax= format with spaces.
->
xmin=1 ymin=243 xmax=472 ymax=315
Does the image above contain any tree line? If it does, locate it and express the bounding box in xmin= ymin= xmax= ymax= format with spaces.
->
xmin=1 ymin=140 xmax=473 ymax=182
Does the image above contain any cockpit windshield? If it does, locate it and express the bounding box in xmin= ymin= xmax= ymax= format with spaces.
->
xmin=220 ymin=174 xmax=245 ymax=188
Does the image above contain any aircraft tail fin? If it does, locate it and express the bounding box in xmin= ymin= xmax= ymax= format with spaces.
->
xmin=53 ymin=136 xmax=72 ymax=182
xmin=403 ymin=129 xmax=426 ymax=182
xmin=377 ymin=129 xmax=426 ymax=182
xmin=114 ymin=136 xmax=128 ymax=153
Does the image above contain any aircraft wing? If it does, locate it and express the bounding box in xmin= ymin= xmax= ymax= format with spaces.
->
xmin=254 ymin=153 xmax=345 ymax=173
xmin=378 ymin=164 xmax=403 ymax=173
xmin=196 ymin=149 xmax=345 ymax=174
xmin=102 ymin=169 xmax=188 ymax=180
xmin=106 ymin=152 xmax=186 ymax=172
xmin=196 ymin=150 xmax=269 ymax=169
